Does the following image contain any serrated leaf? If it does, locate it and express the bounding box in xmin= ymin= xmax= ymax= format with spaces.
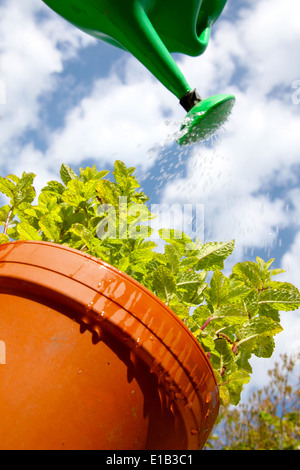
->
xmin=214 ymin=338 xmax=237 ymax=376
xmin=224 ymin=370 xmax=251 ymax=406
xmin=195 ymin=239 xmax=235 ymax=271
xmin=214 ymin=303 xmax=247 ymax=318
xmin=259 ymin=282 xmax=300 ymax=311
xmin=243 ymin=289 xmax=259 ymax=317
xmin=60 ymin=164 xmax=78 ymax=185
xmin=219 ymin=385 xmax=231 ymax=406
xmin=0 ymin=205 xmax=11 ymax=224
xmin=17 ymin=222 xmax=42 ymax=241
xmin=38 ymin=215 xmax=61 ymax=242
xmin=0 ymin=176 xmax=16 ymax=199
xmin=168 ymin=301 xmax=189 ymax=319
xmin=96 ymin=179 xmax=120 ymax=206
xmin=235 ymin=348 xmax=253 ymax=373
xmin=205 ymin=270 xmax=229 ymax=307
xmin=0 ymin=233 xmax=9 ymax=245
xmin=237 ymin=317 xmax=282 ymax=358
xmin=113 ymin=160 xmax=136 ymax=187
xmin=69 ymin=223 xmax=95 ymax=249
xmin=176 ymin=270 xmax=206 ymax=289
xmin=165 ymin=244 xmax=180 ymax=274
xmin=231 ymin=261 xmax=265 ymax=290
xmin=79 ymin=165 xmax=109 ymax=182
xmin=130 ymin=246 xmax=155 ymax=263
xmin=116 ymin=256 xmax=130 ymax=273
xmin=38 ymin=191 xmax=59 ymax=212
xmin=62 ymin=179 xmax=86 ymax=207
xmin=176 ymin=270 xmax=207 ymax=304
xmin=158 ymin=229 xmax=194 ymax=252
xmin=13 ymin=172 xmax=36 ymax=206
xmin=258 ymin=303 xmax=281 ymax=322
xmin=41 ymin=180 xmax=65 ymax=196
xmin=152 ymin=265 xmax=176 ymax=302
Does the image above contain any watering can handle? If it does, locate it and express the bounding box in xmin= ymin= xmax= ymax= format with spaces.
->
xmin=110 ymin=2 xmax=193 ymax=101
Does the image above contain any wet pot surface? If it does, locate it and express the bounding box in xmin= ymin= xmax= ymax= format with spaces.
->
xmin=0 ymin=241 xmax=219 ymax=450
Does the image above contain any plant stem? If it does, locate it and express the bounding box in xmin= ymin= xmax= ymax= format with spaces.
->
xmin=217 ymin=332 xmax=234 ymax=344
xmin=3 ymin=207 xmax=13 ymax=235
xmin=201 ymin=315 xmax=214 ymax=331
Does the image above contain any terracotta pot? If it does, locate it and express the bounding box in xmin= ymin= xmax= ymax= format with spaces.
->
xmin=0 ymin=241 xmax=219 ymax=450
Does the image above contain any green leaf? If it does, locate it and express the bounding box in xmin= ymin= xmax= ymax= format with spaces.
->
xmin=38 ymin=215 xmax=61 ymax=242
xmin=79 ymin=165 xmax=109 ymax=182
xmin=0 ymin=233 xmax=9 ymax=245
xmin=0 ymin=176 xmax=16 ymax=199
xmin=205 ymin=270 xmax=229 ymax=307
xmin=259 ymin=282 xmax=300 ymax=311
xmin=112 ymin=160 xmax=146 ymax=202
xmin=194 ymin=240 xmax=235 ymax=271
xmin=158 ymin=228 xmax=194 ymax=253
xmin=165 ymin=244 xmax=180 ymax=274
xmin=17 ymin=222 xmax=42 ymax=241
xmin=13 ymin=172 xmax=36 ymax=206
xmin=41 ymin=180 xmax=65 ymax=196
xmin=231 ymin=261 xmax=265 ymax=290
xmin=62 ymin=179 xmax=86 ymax=207
xmin=0 ymin=172 xmax=36 ymax=207
xmin=168 ymin=301 xmax=189 ymax=319
xmin=96 ymin=179 xmax=120 ymax=207
xmin=214 ymin=338 xmax=237 ymax=376
xmin=0 ymin=205 xmax=11 ymax=224
xmin=214 ymin=303 xmax=247 ymax=318
xmin=219 ymin=384 xmax=231 ymax=407
xmin=38 ymin=191 xmax=60 ymax=212
xmin=237 ymin=317 xmax=283 ymax=358
xmin=176 ymin=270 xmax=207 ymax=304
xmin=224 ymin=370 xmax=251 ymax=406
xmin=152 ymin=265 xmax=176 ymax=302
xmin=60 ymin=164 xmax=78 ymax=185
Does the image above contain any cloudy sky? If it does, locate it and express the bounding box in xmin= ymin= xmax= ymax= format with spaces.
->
xmin=1 ymin=0 xmax=300 ymax=396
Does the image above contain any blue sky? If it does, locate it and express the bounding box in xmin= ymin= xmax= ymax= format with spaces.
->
xmin=0 ymin=0 xmax=300 ymax=397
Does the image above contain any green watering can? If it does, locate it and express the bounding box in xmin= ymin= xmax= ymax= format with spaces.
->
xmin=42 ymin=0 xmax=235 ymax=145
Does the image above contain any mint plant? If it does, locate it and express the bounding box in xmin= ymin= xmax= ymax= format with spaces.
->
xmin=0 ymin=160 xmax=299 ymax=407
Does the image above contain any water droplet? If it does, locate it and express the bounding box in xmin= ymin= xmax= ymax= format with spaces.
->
xmin=185 ymin=401 xmax=193 ymax=410
xmin=174 ymin=392 xmax=185 ymax=401
xmin=205 ymin=392 xmax=212 ymax=404
xmin=85 ymin=301 xmax=94 ymax=312
xmin=81 ymin=315 xmax=91 ymax=325
xmin=92 ymin=324 xmax=102 ymax=339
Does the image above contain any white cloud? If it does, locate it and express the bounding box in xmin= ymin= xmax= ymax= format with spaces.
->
xmin=0 ymin=0 xmax=95 ymax=152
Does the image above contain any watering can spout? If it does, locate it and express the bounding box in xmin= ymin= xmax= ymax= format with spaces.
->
xmin=42 ymin=0 xmax=235 ymax=145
